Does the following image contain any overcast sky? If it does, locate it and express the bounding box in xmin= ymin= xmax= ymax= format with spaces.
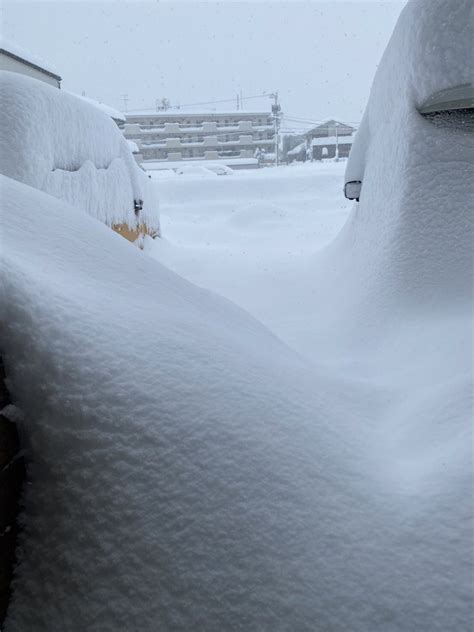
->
xmin=3 ymin=0 xmax=407 ymax=129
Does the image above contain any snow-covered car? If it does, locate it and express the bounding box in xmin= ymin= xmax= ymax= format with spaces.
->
xmin=0 ymin=71 xmax=160 ymax=244
xmin=147 ymin=169 xmax=178 ymax=179
xmin=205 ymin=164 xmax=234 ymax=176
xmin=344 ymin=80 xmax=473 ymax=202
xmin=176 ymin=165 xmax=218 ymax=177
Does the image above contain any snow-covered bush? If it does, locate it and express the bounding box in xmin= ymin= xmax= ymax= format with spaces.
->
xmin=0 ymin=71 xmax=159 ymax=235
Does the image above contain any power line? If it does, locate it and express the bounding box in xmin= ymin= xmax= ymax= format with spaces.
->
xmin=126 ymin=93 xmax=272 ymax=113
xmin=282 ymin=115 xmax=361 ymax=127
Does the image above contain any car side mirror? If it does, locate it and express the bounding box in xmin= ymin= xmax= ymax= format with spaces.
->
xmin=344 ymin=181 xmax=362 ymax=201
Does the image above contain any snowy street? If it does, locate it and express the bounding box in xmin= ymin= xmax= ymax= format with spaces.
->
xmin=150 ymin=162 xmax=351 ymax=361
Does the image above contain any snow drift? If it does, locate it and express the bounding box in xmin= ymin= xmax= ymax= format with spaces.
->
xmin=0 ymin=71 xmax=159 ymax=233
xmin=1 ymin=177 xmax=471 ymax=630
xmin=1 ymin=0 xmax=472 ymax=630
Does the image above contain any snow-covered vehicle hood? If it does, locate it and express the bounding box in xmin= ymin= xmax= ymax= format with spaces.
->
xmin=338 ymin=0 xmax=473 ymax=316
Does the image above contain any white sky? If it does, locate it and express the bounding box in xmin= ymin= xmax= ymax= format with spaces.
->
xmin=2 ymin=0 xmax=407 ymax=129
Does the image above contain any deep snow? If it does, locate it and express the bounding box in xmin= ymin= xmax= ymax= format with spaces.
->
xmin=0 ymin=71 xmax=159 ymax=232
xmin=150 ymin=161 xmax=352 ymax=350
xmin=3 ymin=171 xmax=471 ymax=632
xmin=1 ymin=0 xmax=472 ymax=630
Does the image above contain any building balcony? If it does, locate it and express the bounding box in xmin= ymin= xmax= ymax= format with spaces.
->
xmin=164 ymin=122 xmax=181 ymax=133
xmin=165 ymin=138 xmax=182 ymax=148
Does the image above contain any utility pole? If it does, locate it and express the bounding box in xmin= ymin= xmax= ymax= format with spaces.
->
xmin=120 ymin=93 xmax=129 ymax=112
xmin=270 ymin=92 xmax=282 ymax=167
xmin=236 ymin=93 xmax=240 ymax=111
xmin=335 ymin=122 xmax=339 ymax=161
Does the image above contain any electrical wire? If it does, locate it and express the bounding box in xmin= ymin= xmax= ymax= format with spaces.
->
xmin=126 ymin=93 xmax=272 ymax=113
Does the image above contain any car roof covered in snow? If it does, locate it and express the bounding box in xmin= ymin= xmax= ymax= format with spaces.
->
xmin=71 ymin=93 xmax=126 ymax=123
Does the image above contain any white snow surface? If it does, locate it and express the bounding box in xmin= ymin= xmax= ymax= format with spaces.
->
xmin=3 ymin=169 xmax=471 ymax=631
xmin=1 ymin=1 xmax=472 ymax=630
xmin=0 ymin=36 xmax=60 ymax=77
xmin=71 ymin=92 xmax=126 ymax=123
xmin=0 ymin=71 xmax=159 ymax=231
xmin=311 ymin=134 xmax=354 ymax=146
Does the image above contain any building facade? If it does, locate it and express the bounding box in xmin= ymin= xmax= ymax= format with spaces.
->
xmin=304 ymin=120 xmax=356 ymax=160
xmin=122 ymin=109 xmax=275 ymax=165
xmin=0 ymin=40 xmax=61 ymax=88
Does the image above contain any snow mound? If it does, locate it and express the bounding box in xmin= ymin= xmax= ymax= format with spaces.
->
xmin=0 ymin=71 xmax=159 ymax=232
xmin=1 ymin=1 xmax=472 ymax=629
xmin=2 ymin=171 xmax=472 ymax=630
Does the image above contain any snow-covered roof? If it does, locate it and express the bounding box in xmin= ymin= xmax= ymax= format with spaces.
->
xmin=287 ymin=142 xmax=306 ymax=155
xmin=305 ymin=120 xmax=356 ymax=136
xmin=0 ymin=36 xmax=61 ymax=80
xmin=126 ymin=108 xmax=271 ymax=118
xmin=311 ymin=134 xmax=354 ymax=147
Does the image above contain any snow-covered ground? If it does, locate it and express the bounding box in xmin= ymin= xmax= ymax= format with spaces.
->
xmin=1 ymin=0 xmax=472 ymax=630
xmin=150 ymin=161 xmax=351 ymax=359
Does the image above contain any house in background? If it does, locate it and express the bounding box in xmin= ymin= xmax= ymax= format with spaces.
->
xmin=304 ymin=119 xmax=356 ymax=160
xmin=0 ymin=38 xmax=62 ymax=88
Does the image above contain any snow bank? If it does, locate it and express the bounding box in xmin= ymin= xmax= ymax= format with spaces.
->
xmin=1 ymin=175 xmax=471 ymax=631
xmin=0 ymin=71 xmax=159 ymax=232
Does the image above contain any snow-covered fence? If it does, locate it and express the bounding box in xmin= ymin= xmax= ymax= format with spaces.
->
xmin=0 ymin=71 xmax=159 ymax=240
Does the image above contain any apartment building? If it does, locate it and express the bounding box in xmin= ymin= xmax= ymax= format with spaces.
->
xmin=122 ymin=109 xmax=275 ymax=165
